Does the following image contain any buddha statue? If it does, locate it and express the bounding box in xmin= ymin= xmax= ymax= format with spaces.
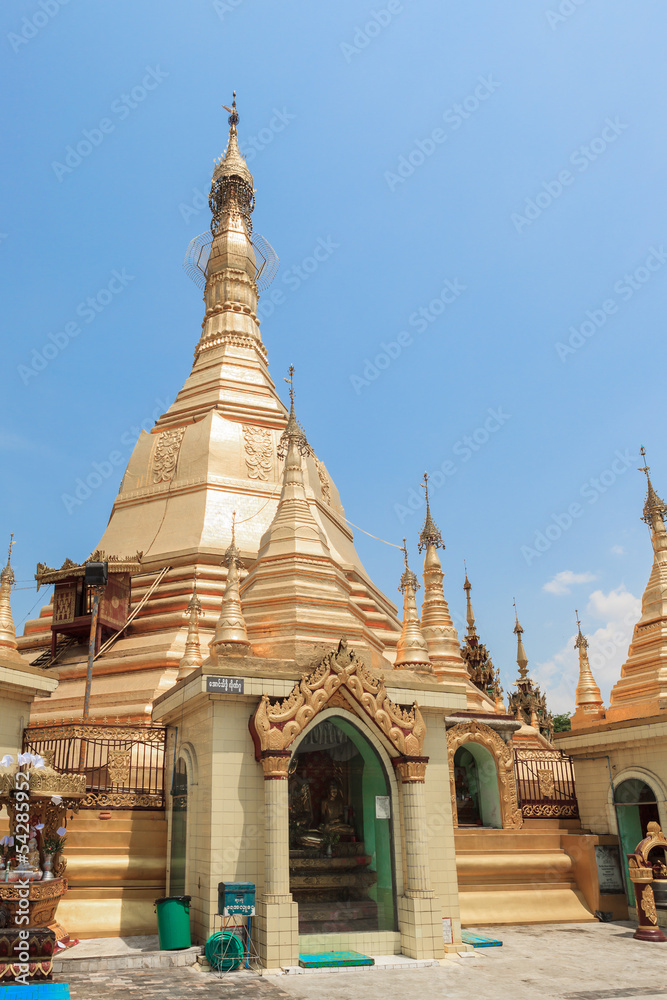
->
xmin=320 ymin=781 xmax=354 ymax=837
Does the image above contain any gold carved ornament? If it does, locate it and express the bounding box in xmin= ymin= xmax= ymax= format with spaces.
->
xmin=107 ymin=750 xmax=132 ymax=786
xmin=447 ymin=720 xmax=523 ymax=830
xmin=640 ymin=884 xmax=658 ymax=925
xmin=537 ymin=768 xmax=555 ymax=799
xmin=242 ymin=425 xmax=273 ymax=481
xmin=151 ymin=427 xmax=186 ymax=484
xmin=250 ymin=640 xmax=427 ymax=780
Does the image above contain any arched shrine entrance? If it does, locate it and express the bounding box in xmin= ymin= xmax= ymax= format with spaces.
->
xmin=288 ymin=715 xmax=397 ymax=934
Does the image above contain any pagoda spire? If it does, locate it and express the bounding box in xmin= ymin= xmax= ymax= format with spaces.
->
xmin=0 ymin=535 xmax=18 ymax=656
xmin=459 ymin=568 xmax=503 ymax=708
xmin=417 ymin=474 xmax=468 ymax=682
xmin=508 ymin=604 xmax=553 ymax=740
xmin=394 ymin=541 xmax=432 ymax=673
xmin=210 ymin=515 xmax=251 ymax=660
xmin=178 ymin=572 xmax=204 ymax=677
xmin=514 ymin=603 xmax=529 ymax=680
xmin=463 ymin=566 xmax=478 ymax=644
xmin=606 ymin=449 xmax=667 ymax=720
xmin=571 ymin=611 xmax=604 ymax=727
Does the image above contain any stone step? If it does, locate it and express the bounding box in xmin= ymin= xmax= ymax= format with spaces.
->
xmin=53 ymin=940 xmax=202 ymax=974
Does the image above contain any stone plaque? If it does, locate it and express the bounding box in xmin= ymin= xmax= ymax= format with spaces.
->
xmin=442 ymin=917 xmax=453 ymax=944
xmin=375 ymin=795 xmax=391 ymax=819
xmin=206 ymin=676 xmax=244 ymax=694
xmin=594 ymin=844 xmax=625 ymax=894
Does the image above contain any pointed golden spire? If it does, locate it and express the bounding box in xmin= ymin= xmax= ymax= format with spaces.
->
xmin=571 ymin=610 xmax=604 ymax=726
xmin=210 ymin=515 xmax=251 ymax=659
xmin=0 ymin=535 xmax=20 ymax=657
xmin=178 ymin=570 xmax=204 ymax=677
xmin=639 ymin=446 xmax=667 ymax=527
xmin=212 ymin=92 xmax=254 ymax=203
xmin=394 ymin=541 xmax=432 ymax=673
xmin=463 ymin=565 xmax=478 ymax=643
xmin=417 ymin=475 xmax=468 ymax=683
xmin=513 ymin=600 xmax=529 ymax=680
xmin=418 ymin=473 xmax=443 ymax=552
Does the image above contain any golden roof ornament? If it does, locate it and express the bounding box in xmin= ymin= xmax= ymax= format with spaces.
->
xmin=418 ymin=473 xmax=443 ymax=552
xmin=178 ymin=571 xmax=204 ymax=676
xmin=513 ymin=601 xmax=529 ymax=680
xmin=459 ymin=567 xmax=503 ymax=702
xmin=639 ymin=446 xmax=667 ymax=526
xmin=395 ymin=541 xmax=432 ymax=673
xmin=508 ymin=603 xmax=553 ymax=740
xmin=210 ymin=92 xmax=255 ymax=236
xmin=277 ymin=365 xmax=311 ymax=459
xmin=0 ymin=534 xmax=19 ymax=656
xmin=572 ymin=610 xmax=604 ymax=722
xmin=210 ymin=515 xmax=250 ymax=659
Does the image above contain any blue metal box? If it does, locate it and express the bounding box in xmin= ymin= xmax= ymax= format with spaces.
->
xmin=218 ymin=881 xmax=255 ymax=916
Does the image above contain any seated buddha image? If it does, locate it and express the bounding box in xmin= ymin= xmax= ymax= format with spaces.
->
xmin=320 ymin=781 xmax=354 ymax=837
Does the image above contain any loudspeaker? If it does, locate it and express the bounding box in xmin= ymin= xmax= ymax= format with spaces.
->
xmin=84 ymin=562 xmax=108 ymax=587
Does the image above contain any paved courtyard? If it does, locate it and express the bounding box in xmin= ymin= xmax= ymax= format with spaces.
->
xmin=54 ymin=922 xmax=666 ymax=1000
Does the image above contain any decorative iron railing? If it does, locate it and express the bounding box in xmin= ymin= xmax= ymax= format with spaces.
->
xmin=23 ymin=722 xmax=166 ymax=810
xmin=514 ymin=747 xmax=580 ymax=819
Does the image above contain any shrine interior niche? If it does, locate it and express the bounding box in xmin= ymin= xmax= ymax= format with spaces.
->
xmin=288 ymin=717 xmax=397 ymax=936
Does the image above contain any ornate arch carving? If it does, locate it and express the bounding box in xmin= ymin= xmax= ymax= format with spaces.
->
xmin=249 ymin=639 xmax=427 ymax=765
xmin=447 ymin=720 xmax=522 ymax=829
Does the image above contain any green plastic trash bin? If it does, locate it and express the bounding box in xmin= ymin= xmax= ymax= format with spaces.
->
xmin=154 ymin=895 xmax=192 ymax=950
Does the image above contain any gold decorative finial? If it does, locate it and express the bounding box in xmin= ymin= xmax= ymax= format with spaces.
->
xmin=418 ymin=472 xmax=444 ymax=552
xmin=639 ymin=446 xmax=667 ymax=526
xmin=178 ymin=570 xmax=204 ymax=676
xmin=211 ymin=90 xmax=253 ymax=235
xmin=572 ymin=609 xmax=604 ymax=723
xmin=395 ymin=539 xmax=432 ymax=672
xmin=222 ymin=91 xmax=239 ymax=127
xmin=0 ymin=533 xmax=21 ymax=657
xmin=278 ymin=365 xmax=310 ymax=458
xmin=211 ymin=518 xmax=251 ymax=659
xmin=574 ymin=609 xmax=588 ymax=650
xmin=513 ymin=601 xmax=529 ymax=679
xmin=399 ymin=539 xmax=419 ymax=594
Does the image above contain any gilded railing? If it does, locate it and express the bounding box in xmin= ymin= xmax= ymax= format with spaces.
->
xmin=22 ymin=722 xmax=166 ymax=810
xmin=514 ymin=748 xmax=580 ymax=819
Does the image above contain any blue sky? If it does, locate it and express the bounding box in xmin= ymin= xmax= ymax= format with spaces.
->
xmin=2 ymin=0 xmax=666 ymax=714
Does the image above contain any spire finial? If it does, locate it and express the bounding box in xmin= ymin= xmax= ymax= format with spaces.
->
xmin=418 ymin=472 xmax=444 ymax=552
xmin=514 ymin=601 xmax=529 ymax=678
xmin=224 ymin=514 xmax=242 ymax=568
xmin=399 ymin=540 xmax=419 ymax=594
xmin=2 ymin=535 xmax=15 ymax=585
xmin=178 ymin=571 xmax=204 ymax=676
xmin=222 ymin=92 xmax=239 ymax=128
xmin=574 ymin=608 xmax=588 ymax=650
xmin=278 ymin=365 xmax=310 ymax=458
xmin=639 ymin=445 xmax=667 ymax=526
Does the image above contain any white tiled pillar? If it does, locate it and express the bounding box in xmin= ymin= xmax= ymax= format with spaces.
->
xmin=254 ymin=751 xmax=299 ymax=970
xmin=396 ymin=756 xmax=444 ymax=960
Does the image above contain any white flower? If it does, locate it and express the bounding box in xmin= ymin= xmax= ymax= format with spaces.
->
xmin=50 ymin=795 xmax=62 ymax=805
xmin=0 ymin=836 xmax=8 ymax=846
xmin=56 ymin=940 xmax=66 ymax=949
xmin=31 ymin=755 xmax=45 ymax=770
xmin=0 ymin=755 xmax=13 ymax=768
xmin=17 ymin=752 xmax=32 ymax=766
xmin=34 ymin=823 xmax=45 ymax=831
xmin=6 ymin=836 xmax=13 ymax=847
xmin=56 ymin=827 xmax=67 ymax=837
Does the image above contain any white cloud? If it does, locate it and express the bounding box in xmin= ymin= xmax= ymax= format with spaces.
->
xmin=543 ymin=570 xmax=597 ymax=596
xmin=534 ymin=584 xmax=641 ymax=715
xmin=611 ymin=545 xmax=624 ymax=555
